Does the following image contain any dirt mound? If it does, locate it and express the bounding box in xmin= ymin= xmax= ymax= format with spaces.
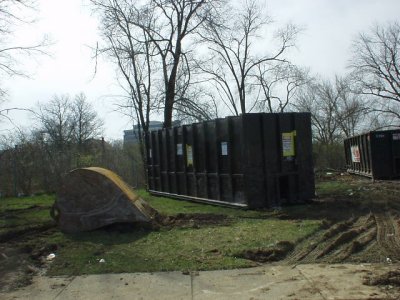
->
xmin=238 ymin=241 xmax=294 ymax=262
xmin=161 ymin=213 xmax=231 ymax=228
xmin=338 ymin=228 xmax=377 ymax=261
xmin=321 ymin=218 xmax=356 ymax=240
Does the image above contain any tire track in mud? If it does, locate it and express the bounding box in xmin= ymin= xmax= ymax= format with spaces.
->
xmin=285 ymin=210 xmax=400 ymax=264
xmin=374 ymin=211 xmax=400 ymax=261
xmin=284 ymin=218 xmax=356 ymax=264
xmin=285 ymin=214 xmax=378 ymax=264
xmin=283 ymin=178 xmax=400 ymax=264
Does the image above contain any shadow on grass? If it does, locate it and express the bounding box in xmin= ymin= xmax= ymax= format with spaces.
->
xmin=276 ymin=198 xmax=367 ymax=222
xmin=62 ymin=223 xmax=154 ymax=246
xmin=276 ymin=182 xmax=400 ymax=224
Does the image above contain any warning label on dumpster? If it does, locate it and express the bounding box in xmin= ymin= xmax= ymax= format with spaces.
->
xmin=186 ymin=145 xmax=193 ymax=166
xmin=177 ymin=143 xmax=183 ymax=155
xmin=351 ymin=145 xmax=360 ymax=163
xmin=393 ymin=133 xmax=400 ymax=140
xmin=221 ymin=142 xmax=228 ymax=156
xmin=282 ymin=131 xmax=296 ymax=157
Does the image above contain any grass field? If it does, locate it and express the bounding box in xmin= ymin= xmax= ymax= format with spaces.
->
xmin=0 ymin=190 xmax=320 ymax=277
xmin=2 ymin=173 xmax=400 ymax=291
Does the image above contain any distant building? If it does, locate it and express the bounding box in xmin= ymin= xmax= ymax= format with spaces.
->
xmin=123 ymin=120 xmax=181 ymax=145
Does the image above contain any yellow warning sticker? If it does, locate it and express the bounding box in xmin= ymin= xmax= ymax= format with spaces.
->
xmin=186 ymin=145 xmax=193 ymax=166
xmin=282 ymin=131 xmax=296 ymax=157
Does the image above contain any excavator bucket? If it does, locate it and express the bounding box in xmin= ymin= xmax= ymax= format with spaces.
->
xmin=51 ymin=167 xmax=159 ymax=232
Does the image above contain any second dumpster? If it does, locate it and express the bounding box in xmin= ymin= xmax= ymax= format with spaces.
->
xmin=344 ymin=130 xmax=400 ymax=179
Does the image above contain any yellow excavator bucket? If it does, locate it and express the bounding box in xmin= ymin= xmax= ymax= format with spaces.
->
xmin=51 ymin=167 xmax=159 ymax=232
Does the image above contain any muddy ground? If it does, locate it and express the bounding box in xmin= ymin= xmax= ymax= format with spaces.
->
xmin=282 ymin=178 xmax=400 ymax=266
xmin=0 ymin=224 xmax=58 ymax=292
xmin=2 ymin=175 xmax=400 ymax=293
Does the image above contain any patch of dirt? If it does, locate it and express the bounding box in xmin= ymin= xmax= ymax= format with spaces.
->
xmin=0 ymin=248 xmax=34 ymax=292
xmin=0 ymin=206 xmax=50 ymax=225
xmin=161 ymin=213 xmax=231 ymax=228
xmin=0 ymin=222 xmax=56 ymax=243
xmin=285 ymin=213 xmax=380 ymax=264
xmin=364 ymin=269 xmax=400 ymax=286
xmin=338 ymin=227 xmax=377 ymax=261
xmin=321 ymin=218 xmax=356 ymax=240
xmin=238 ymin=241 xmax=294 ymax=262
xmin=279 ymin=178 xmax=400 ymax=265
xmin=0 ymin=221 xmax=58 ymax=293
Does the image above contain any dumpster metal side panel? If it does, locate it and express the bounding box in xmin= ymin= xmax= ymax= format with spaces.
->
xmin=242 ymin=114 xmax=265 ymax=208
xmin=147 ymin=113 xmax=314 ymax=208
xmin=294 ymin=113 xmax=315 ymax=201
xmin=257 ymin=113 xmax=314 ymax=207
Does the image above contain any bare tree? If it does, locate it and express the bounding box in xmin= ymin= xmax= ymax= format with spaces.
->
xmin=36 ymin=93 xmax=104 ymax=147
xmin=36 ymin=95 xmax=74 ymax=149
xmin=173 ymin=52 xmax=219 ymax=122
xmin=34 ymin=95 xmax=74 ymax=186
xmin=91 ymin=0 xmax=160 ymax=173
xmin=255 ymin=63 xmax=309 ymax=113
xmin=91 ymin=0 xmax=220 ymax=128
xmin=71 ymin=92 xmax=104 ymax=147
xmin=0 ymin=129 xmax=46 ymax=195
xmin=173 ymin=87 xmax=219 ymax=123
xmin=295 ymin=76 xmax=366 ymax=144
xmin=199 ymin=0 xmax=298 ymax=115
xmin=0 ymin=0 xmax=49 ymax=105
xmin=334 ymin=77 xmax=367 ymax=137
xmin=350 ymin=22 xmax=400 ymax=124
xmin=34 ymin=94 xmax=105 ymax=188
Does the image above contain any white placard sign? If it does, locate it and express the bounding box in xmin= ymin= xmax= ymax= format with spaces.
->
xmin=221 ymin=142 xmax=228 ymax=156
xmin=176 ymin=143 xmax=183 ymax=155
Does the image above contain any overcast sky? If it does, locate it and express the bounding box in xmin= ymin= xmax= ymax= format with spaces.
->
xmin=2 ymin=0 xmax=400 ymax=140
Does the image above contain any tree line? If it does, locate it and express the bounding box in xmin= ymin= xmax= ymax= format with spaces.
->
xmin=0 ymin=0 xmax=400 ymax=194
xmin=0 ymin=93 xmax=146 ymax=196
xmin=90 ymin=0 xmax=400 ymax=148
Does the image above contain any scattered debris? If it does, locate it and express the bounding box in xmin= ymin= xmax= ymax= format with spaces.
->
xmin=46 ymin=253 xmax=56 ymax=261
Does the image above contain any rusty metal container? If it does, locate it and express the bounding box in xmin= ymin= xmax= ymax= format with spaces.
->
xmin=147 ymin=113 xmax=315 ymax=208
xmin=344 ymin=130 xmax=400 ymax=179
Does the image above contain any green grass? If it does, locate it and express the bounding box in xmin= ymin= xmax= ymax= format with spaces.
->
xmin=47 ymin=218 xmax=318 ymax=275
xmin=136 ymin=189 xmax=275 ymax=218
xmin=0 ymin=191 xmax=321 ymax=275
xmin=0 ymin=194 xmax=54 ymax=210
xmin=315 ymin=176 xmax=368 ymax=198
xmin=0 ymin=194 xmax=54 ymax=234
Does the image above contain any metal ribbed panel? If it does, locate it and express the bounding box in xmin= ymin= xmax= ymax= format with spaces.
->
xmin=147 ymin=113 xmax=314 ymax=208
